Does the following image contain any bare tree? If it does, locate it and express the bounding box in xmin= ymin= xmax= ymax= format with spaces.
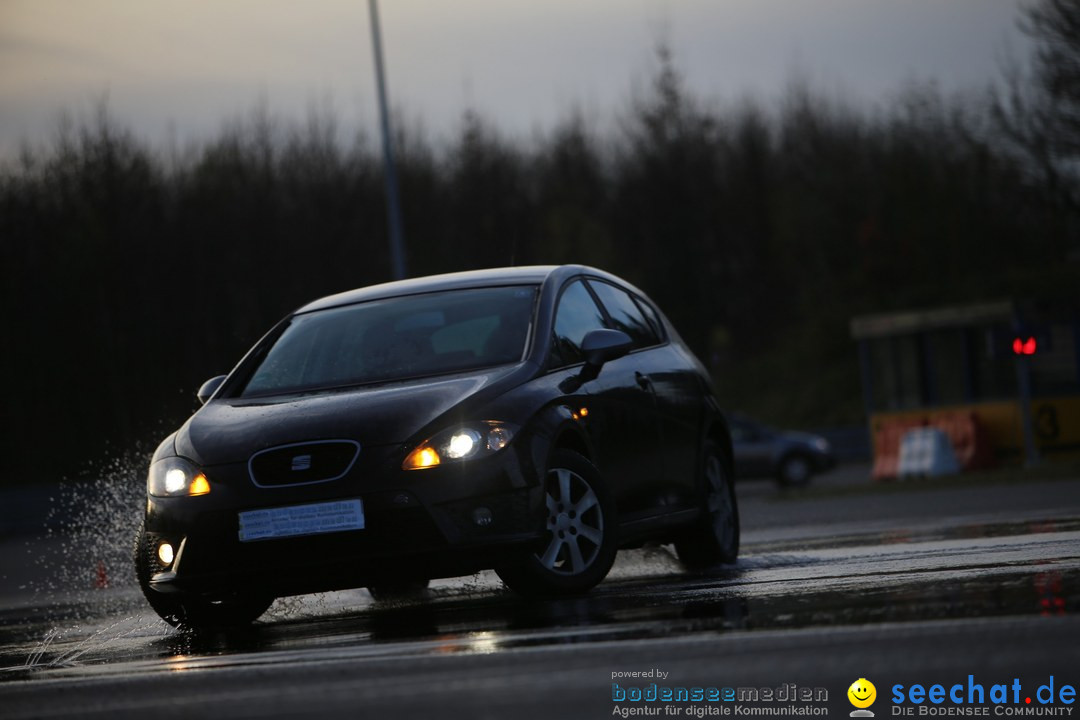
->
xmin=993 ymin=0 xmax=1080 ymax=200
xmin=1027 ymin=0 xmax=1080 ymax=155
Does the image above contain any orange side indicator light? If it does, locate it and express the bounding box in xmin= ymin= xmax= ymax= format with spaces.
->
xmin=404 ymin=446 xmax=441 ymax=470
xmin=190 ymin=474 xmax=211 ymax=496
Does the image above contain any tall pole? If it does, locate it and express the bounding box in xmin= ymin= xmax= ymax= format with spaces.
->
xmin=1015 ymin=353 xmax=1040 ymax=467
xmin=368 ymin=0 xmax=407 ymax=280
xmin=1012 ymin=309 xmax=1040 ymax=468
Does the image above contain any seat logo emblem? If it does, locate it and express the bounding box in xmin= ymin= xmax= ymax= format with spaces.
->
xmin=291 ymin=454 xmax=312 ymax=471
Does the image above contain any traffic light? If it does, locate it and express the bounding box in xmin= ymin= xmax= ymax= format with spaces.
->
xmin=1012 ymin=335 xmax=1037 ymax=356
xmin=990 ymin=323 xmax=1050 ymax=359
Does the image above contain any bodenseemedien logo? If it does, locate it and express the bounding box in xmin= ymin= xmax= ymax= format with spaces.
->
xmin=610 ymin=678 xmax=830 ymax=716
xmin=849 ymin=678 xmax=878 ymax=717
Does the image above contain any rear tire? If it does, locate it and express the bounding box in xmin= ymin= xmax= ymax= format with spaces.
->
xmin=675 ymin=442 xmax=739 ymax=570
xmin=133 ymin=521 xmax=273 ymax=630
xmin=777 ymin=453 xmax=813 ymax=487
xmin=496 ymin=449 xmax=617 ymax=596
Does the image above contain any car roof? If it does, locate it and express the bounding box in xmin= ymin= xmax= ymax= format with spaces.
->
xmin=294 ymin=265 xmax=644 ymax=314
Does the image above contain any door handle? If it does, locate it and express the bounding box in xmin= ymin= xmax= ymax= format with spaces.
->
xmin=635 ymin=371 xmax=653 ymax=391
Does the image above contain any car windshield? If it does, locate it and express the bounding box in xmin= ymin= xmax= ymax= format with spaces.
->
xmin=241 ymin=285 xmax=538 ymax=397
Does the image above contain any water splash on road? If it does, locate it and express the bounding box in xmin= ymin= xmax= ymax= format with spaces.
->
xmin=34 ymin=447 xmax=149 ymax=615
xmin=21 ymin=615 xmax=168 ymax=671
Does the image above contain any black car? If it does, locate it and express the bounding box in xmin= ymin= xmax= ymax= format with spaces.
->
xmin=135 ymin=265 xmax=738 ymax=628
xmin=727 ymin=413 xmax=835 ymax=486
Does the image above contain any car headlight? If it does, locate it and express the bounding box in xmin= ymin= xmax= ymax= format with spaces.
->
xmin=403 ymin=422 xmax=518 ymax=470
xmin=148 ymin=456 xmax=211 ymax=497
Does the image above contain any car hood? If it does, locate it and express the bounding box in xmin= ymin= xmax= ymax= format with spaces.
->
xmin=175 ymin=366 xmax=520 ymax=466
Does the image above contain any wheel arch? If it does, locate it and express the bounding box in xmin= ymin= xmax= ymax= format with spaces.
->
xmin=524 ymin=404 xmax=598 ymax=489
xmin=552 ymin=424 xmax=591 ymax=461
xmin=704 ymin=413 xmax=735 ymax=476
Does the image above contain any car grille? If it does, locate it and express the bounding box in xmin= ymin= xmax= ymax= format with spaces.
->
xmin=248 ymin=440 xmax=360 ymax=488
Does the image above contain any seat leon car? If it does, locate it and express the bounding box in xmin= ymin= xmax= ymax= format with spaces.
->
xmin=135 ymin=265 xmax=738 ymax=629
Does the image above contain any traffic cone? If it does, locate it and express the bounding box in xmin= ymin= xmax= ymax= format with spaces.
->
xmin=95 ymin=561 xmax=109 ymax=589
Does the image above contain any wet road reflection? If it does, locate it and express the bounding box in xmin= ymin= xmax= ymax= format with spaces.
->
xmin=2 ymin=516 xmax=1076 ymax=680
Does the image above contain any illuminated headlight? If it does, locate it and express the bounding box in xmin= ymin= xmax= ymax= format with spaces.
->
xmin=812 ymin=437 xmax=831 ymax=453
xmin=164 ymin=468 xmax=187 ymax=494
xmin=403 ymin=422 xmax=518 ymax=470
xmin=148 ymin=456 xmax=211 ymax=497
xmin=446 ymin=429 xmax=482 ymax=460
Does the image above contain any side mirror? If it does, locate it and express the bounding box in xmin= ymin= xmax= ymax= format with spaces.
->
xmin=581 ymin=329 xmax=633 ymax=369
xmin=196 ymin=375 xmax=227 ymax=405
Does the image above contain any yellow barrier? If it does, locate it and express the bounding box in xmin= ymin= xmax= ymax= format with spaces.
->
xmin=869 ymin=395 xmax=1080 ymax=464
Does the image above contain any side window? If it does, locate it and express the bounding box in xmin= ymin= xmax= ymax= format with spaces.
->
xmin=634 ymin=296 xmax=666 ymax=342
xmin=552 ymin=280 xmax=607 ymax=367
xmin=588 ymin=280 xmax=661 ymax=348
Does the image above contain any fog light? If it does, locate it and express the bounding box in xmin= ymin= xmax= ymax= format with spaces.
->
xmin=157 ymin=541 xmax=175 ymax=566
xmin=472 ymin=507 xmax=493 ymax=527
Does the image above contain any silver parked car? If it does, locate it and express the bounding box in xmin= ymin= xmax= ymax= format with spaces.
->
xmin=727 ymin=413 xmax=835 ymax=486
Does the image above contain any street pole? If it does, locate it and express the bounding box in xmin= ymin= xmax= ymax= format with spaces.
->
xmin=368 ymin=0 xmax=407 ymax=280
xmin=1012 ymin=310 xmax=1040 ymax=468
xmin=1016 ymin=353 xmax=1040 ymax=467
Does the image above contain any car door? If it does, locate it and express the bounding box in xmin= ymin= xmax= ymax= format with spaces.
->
xmin=586 ymin=280 xmax=700 ymax=505
xmin=550 ymin=279 xmax=664 ymax=521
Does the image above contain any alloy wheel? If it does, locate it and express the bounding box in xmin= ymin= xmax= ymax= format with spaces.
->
xmin=538 ymin=467 xmax=605 ymax=575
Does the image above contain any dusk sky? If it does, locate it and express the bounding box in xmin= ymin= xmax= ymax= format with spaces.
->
xmin=0 ymin=0 xmax=1032 ymax=158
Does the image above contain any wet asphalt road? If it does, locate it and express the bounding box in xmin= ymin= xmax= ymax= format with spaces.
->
xmin=0 ymin=467 xmax=1078 ymax=719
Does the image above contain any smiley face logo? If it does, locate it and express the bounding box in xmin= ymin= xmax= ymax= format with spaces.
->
xmin=848 ymin=678 xmax=877 ymax=712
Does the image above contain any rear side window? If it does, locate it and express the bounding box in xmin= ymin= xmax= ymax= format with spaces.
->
xmin=634 ymin=296 xmax=665 ymax=341
xmin=587 ymin=280 xmax=662 ymax=348
xmin=551 ymin=280 xmax=607 ymax=367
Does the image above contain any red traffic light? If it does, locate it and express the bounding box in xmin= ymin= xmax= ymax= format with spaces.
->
xmin=1012 ymin=336 xmax=1037 ymax=356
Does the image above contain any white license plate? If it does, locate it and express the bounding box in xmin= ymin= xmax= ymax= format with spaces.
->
xmin=238 ymin=499 xmax=364 ymax=542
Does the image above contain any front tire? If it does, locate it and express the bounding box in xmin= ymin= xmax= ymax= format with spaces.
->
xmin=675 ymin=442 xmax=739 ymax=570
xmin=134 ymin=522 xmax=273 ymax=630
xmin=496 ymin=449 xmax=617 ymax=596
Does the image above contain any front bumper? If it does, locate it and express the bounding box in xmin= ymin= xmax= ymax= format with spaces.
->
xmin=142 ymin=444 xmax=545 ymax=599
